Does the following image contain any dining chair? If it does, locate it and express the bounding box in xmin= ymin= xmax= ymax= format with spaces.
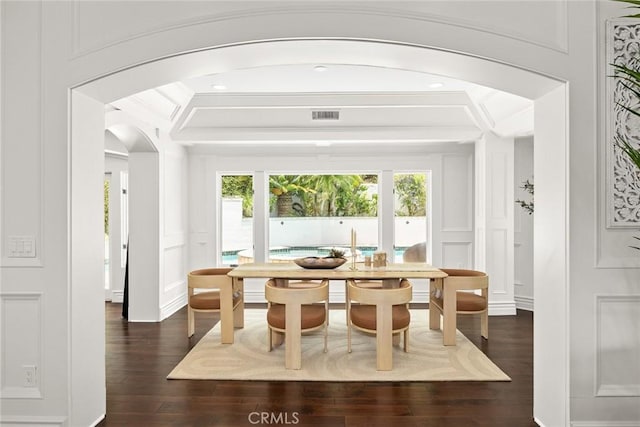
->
xmin=402 ymin=241 xmax=427 ymax=262
xmin=265 ymin=279 xmax=329 ymax=370
xmin=346 ymin=278 xmax=412 ymax=371
xmin=187 ymin=268 xmax=243 ymax=343
xmin=429 ymin=268 xmax=488 ymax=346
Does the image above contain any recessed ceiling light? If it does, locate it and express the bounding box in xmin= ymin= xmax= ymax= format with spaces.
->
xmin=429 ymin=82 xmax=444 ymax=89
xmin=211 ymin=84 xmax=227 ymax=90
xmin=314 ymin=65 xmax=328 ymax=72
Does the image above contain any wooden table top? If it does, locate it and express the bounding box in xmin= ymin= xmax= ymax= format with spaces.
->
xmin=228 ymin=262 xmax=447 ymax=280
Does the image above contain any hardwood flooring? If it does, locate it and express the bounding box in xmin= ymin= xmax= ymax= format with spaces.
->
xmin=100 ymin=303 xmax=536 ymax=427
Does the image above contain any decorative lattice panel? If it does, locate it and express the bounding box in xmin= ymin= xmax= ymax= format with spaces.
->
xmin=609 ymin=21 xmax=640 ymax=226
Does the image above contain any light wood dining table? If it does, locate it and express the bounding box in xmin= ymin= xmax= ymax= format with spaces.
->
xmin=226 ymin=262 xmax=448 ymax=348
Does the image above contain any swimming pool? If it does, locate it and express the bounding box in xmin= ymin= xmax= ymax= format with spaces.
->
xmin=222 ymin=246 xmax=407 ymax=265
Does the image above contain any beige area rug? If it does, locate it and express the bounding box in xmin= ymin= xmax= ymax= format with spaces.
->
xmin=167 ymin=309 xmax=510 ymax=382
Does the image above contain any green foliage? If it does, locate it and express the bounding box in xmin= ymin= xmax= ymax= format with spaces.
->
xmin=221 ymin=175 xmax=254 ymax=217
xmin=394 ymin=174 xmax=426 ymax=216
xmin=614 ymin=0 xmax=640 ymax=18
xmin=515 ymin=179 xmax=534 ymax=215
xmin=327 ymin=248 xmax=346 ymax=258
xmin=298 ymin=175 xmax=377 ymax=217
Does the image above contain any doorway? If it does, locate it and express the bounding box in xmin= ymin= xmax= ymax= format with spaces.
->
xmin=71 ymin=39 xmax=568 ymax=425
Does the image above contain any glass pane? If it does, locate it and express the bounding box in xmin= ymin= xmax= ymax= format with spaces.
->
xmin=221 ymin=175 xmax=254 ymax=266
xmin=394 ymin=172 xmax=428 ymax=263
xmin=267 ymin=174 xmax=378 ymax=262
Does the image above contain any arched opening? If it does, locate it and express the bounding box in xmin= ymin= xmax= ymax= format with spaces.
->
xmin=72 ymin=38 xmax=568 ymax=425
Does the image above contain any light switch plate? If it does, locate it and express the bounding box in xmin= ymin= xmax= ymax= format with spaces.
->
xmin=7 ymin=236 xmax=36 ymax=258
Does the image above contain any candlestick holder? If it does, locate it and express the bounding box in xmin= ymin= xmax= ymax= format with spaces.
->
xmin=350 ymin=253 xmax=357 ymax=271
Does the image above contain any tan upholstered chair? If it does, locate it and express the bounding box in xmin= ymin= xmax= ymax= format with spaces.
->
xmin=429 ymin=268 xmax=488 ymax=346
xmin=346 ymin=279 xmax=412 ymax=371
xmin=402 ymin=241 xmax=427 ymax=262
xmin=187 ymin=268 xmax=243 ymax=343
xmin=265 ymin=279 xmax=329 ymax=370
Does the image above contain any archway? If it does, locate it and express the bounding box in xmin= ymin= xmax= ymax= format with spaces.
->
xmin=73 ymin=38 xmax=568 ymax=426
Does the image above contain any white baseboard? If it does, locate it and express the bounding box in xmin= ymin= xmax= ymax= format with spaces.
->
xmin=571 ymin=422 xmax=640 ymax=427
xmin=0 ymin=415 xmax=67 ymax=426
xmin=488 ymin=300 xmax=517 ymax=316
xmin=160 ymin=293 xmax=187 ymax=321
xmin=514 ymin=295 xmax=534 ymax=311
xmin=89 ymin=414 xmax=105 ymax=427
xmin=111 ymin=290 xmax=124 ymax=303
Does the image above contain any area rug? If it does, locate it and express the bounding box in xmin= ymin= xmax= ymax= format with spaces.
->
xmin=167 ymin=309 xmax=510 ymax=381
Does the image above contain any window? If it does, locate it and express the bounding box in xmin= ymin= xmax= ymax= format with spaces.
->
xmin=394 ymin=172 xmax=429 ymax=263
xmin=220 ymin=174 xmax=254 ymax=266
xmin=267 ymin=174 xmax=378 ymax=262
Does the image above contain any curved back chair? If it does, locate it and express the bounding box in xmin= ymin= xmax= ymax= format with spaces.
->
xmin=429 ymin=268 xmax=488 ymax=346
xmin=346 ymin=279 xmax=412 ymax=371
xmin=187 ymin=268 xmax=243 ymax=343
xmin=265 ymin=279 xmax=329 ymax=370
xmin=402 ymin=241 xmax=427 ymax=263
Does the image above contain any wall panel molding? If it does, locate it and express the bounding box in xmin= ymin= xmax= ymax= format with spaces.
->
xmin=0 ymin=293 xmax=43 ymax=399
xmin=0 ymin=1 xmax=44 ymax=268
xmin=595 ymin=295 xmax=640 ymax=397
xmin=440 ymin=241 xmax=473 ymax=269
xmin=606 ymin=19 xmax=640 ymax=228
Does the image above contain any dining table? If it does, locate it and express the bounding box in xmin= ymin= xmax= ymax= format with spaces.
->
xmin=225 ymin=261 xmax=448 ymax=347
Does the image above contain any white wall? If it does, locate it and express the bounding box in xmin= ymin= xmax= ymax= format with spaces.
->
xmin=159 ymin=138 xmax=189 ymax=320
xmin=1 ymin=1 xmax=637 ymax=426
xmin=514 ymin=137 xmax=534 ymax=311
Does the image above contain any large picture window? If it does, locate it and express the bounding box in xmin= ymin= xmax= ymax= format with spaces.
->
xmin=217 ymin=171 xmax=431 ymax=265
xmin=267 ymin=174 xmax=379 ymax=262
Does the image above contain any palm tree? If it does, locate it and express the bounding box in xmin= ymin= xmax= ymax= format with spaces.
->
xmin=308 ymin=175 xmax=363 ymax=216
xmin=269 ymin=175 xmax=314 ymax=217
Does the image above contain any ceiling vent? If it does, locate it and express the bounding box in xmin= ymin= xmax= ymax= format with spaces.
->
xmin=312 ymin=110 xmax=340 ymax=120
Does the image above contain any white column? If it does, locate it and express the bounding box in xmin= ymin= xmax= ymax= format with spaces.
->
xmin=533 ymin=84 xmax=568 ymax=427
xmin=70 ymin=90 xmax=106 ymax=425
xmin=128 ymin=152 xmax=161 ymax=321
xmin=253 ymin=171 xmax=268 ymax=263
xmin=475 ymin=133 xmax=516 ymax=316
xmin=379 ymin=170 xmax=395 ymax=255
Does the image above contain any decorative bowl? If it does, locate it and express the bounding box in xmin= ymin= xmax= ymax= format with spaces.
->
xmin=294 ymin=257 xmax=347 ymax=269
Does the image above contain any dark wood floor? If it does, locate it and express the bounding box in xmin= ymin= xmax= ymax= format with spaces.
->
xmin=100 ymin=303 xmax=536 ymax=427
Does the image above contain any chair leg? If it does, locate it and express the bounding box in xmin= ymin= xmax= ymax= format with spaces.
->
xmin=187 ymin=306 xmax=195 ymax=337
xmin=268 ymin=327 xmax=273 ymax=352
xmin=347 ymin=318 xmax=352 ymax=353
xmin=481 ymin=310 xmax=489 ymax=340
xmin=403 ymin=329 xmax=409 ymax=353
xmin=323 ymin=317 xmax=328 ymax=353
